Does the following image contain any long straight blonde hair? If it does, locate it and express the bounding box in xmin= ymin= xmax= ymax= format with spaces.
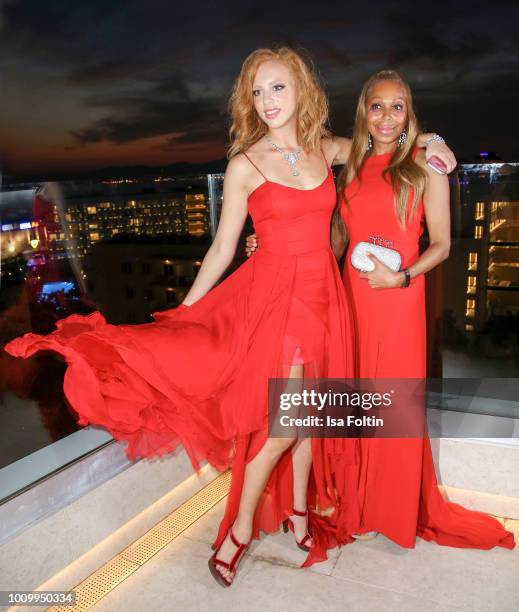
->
xmin=227 ymin=47 xmax=330 ymax=158
xmin=337 ymin=70 xmax=427 ymax=229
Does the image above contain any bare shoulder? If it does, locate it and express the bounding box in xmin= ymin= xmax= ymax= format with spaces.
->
xmin=225 ymin=153 xmax=253 ymax=184
xmin=225 ymin=151 xmax=266 ymax=199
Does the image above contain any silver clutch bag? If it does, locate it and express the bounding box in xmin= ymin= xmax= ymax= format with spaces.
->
xmin=350 ymin=236 xmax=401 ymax=273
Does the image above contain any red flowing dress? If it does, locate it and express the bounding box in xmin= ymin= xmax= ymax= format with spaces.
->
xmin=5 ymin=154 xmax=359 ymax=566
xmin=340 ymin=150 xmax=515 ymax=550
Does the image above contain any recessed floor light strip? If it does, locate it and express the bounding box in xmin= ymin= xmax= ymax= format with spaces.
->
xmin=45 ymin=470 xmax=231 ymax=612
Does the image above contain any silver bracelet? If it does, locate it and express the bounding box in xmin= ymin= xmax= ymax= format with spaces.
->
xmin=424 ymin=133 xmax=445 ymax=146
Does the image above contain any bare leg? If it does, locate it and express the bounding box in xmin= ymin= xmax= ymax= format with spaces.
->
xmin=289 ymin=437 xmax=314 ymax=546
xmin=214 ymin=363 xmax=303 ymax=582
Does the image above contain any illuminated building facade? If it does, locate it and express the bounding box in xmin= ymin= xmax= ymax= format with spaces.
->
xmin=63 ymin=195 xmax=194 ymax=258
xmin=2 ymin=167 xmax=516 ymax=335
xmin=185 ymin=193 xmax=210 ymax=236
xmin=444 ymin=162 xmax=519 ymax=335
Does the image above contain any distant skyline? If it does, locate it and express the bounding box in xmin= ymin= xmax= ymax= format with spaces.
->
xmin=1 ymin=0 xmax=518 ymax=178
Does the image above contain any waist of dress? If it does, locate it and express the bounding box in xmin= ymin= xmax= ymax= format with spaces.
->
xmin=256 ymin=231 xmax=330 ymax=256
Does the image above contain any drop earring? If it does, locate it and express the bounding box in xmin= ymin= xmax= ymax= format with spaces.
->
xmin=367 ymin=133 xmax=373 ymax=151
xmin=398 ymin=129 xmax=407 ymax=147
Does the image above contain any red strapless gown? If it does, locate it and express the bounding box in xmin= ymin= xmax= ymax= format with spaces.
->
xmin=5 ymin=161 xmax=360 ymax=566
xmin=340 ymin=151 xmax=515 ymax=550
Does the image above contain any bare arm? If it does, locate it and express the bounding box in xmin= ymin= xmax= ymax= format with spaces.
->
xmin=328 ymin=133 xmax=456 ymax=172
xmin=182 ymin=156 xmax=249 ymax=305
xmin=406 ymin=150 xmax=451 ymax=278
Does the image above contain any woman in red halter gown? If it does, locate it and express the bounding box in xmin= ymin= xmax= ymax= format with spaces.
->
xmin=4 ymin=48 xmax=359 ymax=585
xmin=337 ymin=70 xmax=515 ymax=550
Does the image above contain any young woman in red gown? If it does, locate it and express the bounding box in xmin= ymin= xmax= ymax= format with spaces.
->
xmin=4 ymin=48 xmax=360 ymax=586
xmin=246 ymin=70 xmax=515 ymax=552
xmin=336 ymin=70 xmax=515 ymax=550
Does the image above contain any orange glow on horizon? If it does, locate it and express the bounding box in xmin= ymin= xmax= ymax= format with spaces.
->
xmin=3 ymin=133 xmax=227 ymax=177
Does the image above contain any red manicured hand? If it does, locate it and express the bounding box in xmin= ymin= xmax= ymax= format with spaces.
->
xmin=359 ymin=253 xmax=404 ymax=289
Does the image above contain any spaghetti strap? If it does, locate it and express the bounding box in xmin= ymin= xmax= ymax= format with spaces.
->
xmin=243 ymin=152 xmax=268 ymax=180
xmin=320 ymin=146 xmax=330 ymax=170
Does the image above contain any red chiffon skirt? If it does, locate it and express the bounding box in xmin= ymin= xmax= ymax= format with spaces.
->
xmin=5 ymin=245 xmax=361 ymax=566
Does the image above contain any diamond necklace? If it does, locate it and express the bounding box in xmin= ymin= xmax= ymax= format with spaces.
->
xmin=265 ymin=136 xmax=304 ymax=176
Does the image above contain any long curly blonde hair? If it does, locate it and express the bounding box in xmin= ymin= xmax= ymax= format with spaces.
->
xmin=228 ymin=47 xmax=330 ymax=158
xmin=337 ymin=70 xmax=427 ymax=229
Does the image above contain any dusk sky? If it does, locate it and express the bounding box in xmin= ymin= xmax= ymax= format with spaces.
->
xmin=1 ymin=0 xmax=518 ymax=178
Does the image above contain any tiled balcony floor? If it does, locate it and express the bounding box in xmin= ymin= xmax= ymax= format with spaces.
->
xmin=89 ymin=499 xmax=519 ymax=612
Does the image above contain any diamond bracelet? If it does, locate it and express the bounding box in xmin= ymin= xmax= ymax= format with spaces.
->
xmin=424 ymin=133 xmax=445 ymax=146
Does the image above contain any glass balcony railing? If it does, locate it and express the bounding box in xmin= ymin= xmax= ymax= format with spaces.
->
xmin=440 ymin=163 xmax=519 ymax=380
xmin=0 ymin=163 xmax=518 ymax=502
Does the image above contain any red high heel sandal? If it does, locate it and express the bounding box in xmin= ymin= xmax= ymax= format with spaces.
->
xmin=282 ymin=508 xmax=312 ymax=552
xmin=208 ymin=527 xmax=250 ymax=587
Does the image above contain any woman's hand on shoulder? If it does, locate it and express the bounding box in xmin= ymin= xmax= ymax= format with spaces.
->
xmin=418 ymin=135 xmax=457 ymax=174
xmin=415 ymin=149 xmax=449 ymax=184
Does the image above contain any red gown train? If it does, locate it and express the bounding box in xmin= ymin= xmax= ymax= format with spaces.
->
xmin=5 ymin=155 xmax=360 ymax=566
xmin=340 ymin=150 xmax=515 ymax=550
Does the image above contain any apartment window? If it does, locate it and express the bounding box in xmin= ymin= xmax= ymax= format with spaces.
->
xmin=123 ymin=262 xmax=132 ymax=274
xmin=164 ymin=263 xmax=174 ymax=277
xmin=465 ymin=324 xmax=474 ymax=332
xmin=474 ymin=225 xmax=483 ymax=239
xmin=89 ymin=232 xmax=100 ymax=242
xmin=475 ymin=202 xmax=485 ymax=220
xmin=466 ymin=276 xmax=477 ymax=295
xmin=125 ymin=287 xmax=134 ymax=299
xmin=468 ymin=252 xmax=478 ymax=270
xmin=465 ymin=299 xmax=475 ymax=318
xmin=165 ymin=288 xmax=176 ymax=304
xmin=87 ymin=206 xmax=97 ymax=215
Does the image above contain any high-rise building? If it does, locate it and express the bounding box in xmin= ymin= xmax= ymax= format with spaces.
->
xmin=185 ymin=193 xmax=210 ymax=236
xmin=444 ymin=162 xmax=519 ymax=335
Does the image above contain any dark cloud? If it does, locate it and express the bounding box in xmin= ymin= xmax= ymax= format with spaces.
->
xmin=1 ymin=0 xmax=518 ymax=176
xmin=71 ymin=97 xmax=226 ymax=145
